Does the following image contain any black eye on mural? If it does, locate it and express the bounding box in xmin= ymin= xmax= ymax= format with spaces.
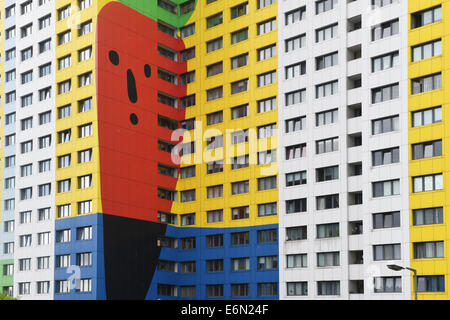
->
xmin=109 ymin=50 xmax=119 ymax=66
xmin=144 ymin=64 xmax=151 ymax=78
xmin=130 ymin=113 xmax=138 ymax=125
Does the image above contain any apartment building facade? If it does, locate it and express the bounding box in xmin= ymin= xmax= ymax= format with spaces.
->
xmin=0 ymin=0 xmax=448 ymax=300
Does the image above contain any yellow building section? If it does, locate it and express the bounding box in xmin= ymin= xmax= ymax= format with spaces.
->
xmin=55 ymin=0 xmax=101 ymax=219
xmin=172 ymin=0 xmax=279 ymax=228
xmin=409 ymin=0 xmax=450 ymax=300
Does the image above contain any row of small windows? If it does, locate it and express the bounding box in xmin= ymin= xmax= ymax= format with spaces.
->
xmin=1 ymin=199 xmax=92 ymax=217
xmin=5 ymin=278 xmax=93 ymax=296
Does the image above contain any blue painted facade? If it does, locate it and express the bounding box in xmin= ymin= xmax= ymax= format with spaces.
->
xmin=53 ymin=213 xmax=106 ymax=300
xmin=53 ymin=214 xmax=278 ymax=300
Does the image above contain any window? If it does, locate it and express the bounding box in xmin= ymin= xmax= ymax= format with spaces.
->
xmin=373 ymin=243 xmax=401 ymax=260
xmin=78 ymin=20 xmax=92 ymax=37
xmin=285 ymin=7 xmax=306 ymax=25
xmin=79 ymin=46 xmax=93 ymax=62
xmin=206 ymin=37 xmax=222 ymax=53
xmin=79 ymin=98 xmax=93 ymax=113
xmin=76 ymin=279 xmax=92 ymax=293
xmin=5 ymin=5 xmax=15 ymax=18
xmin=231 ymin=79 xmax=249 ymax=94
xmin=413 ymin=173 xmax=443 ymax=193
xmin=372 ymin=179 xmax=400 ymax=197
xmin=21 ymin=140 xmax=33 ymax=154
xmin=258 ymin=283 xmax=278 ymax=297
xmin=285 ymin=34 xmax=306 ymax=53
xmin=374 ymin=277 xmax=401 ymax=293
xmin=180 ymin=165 xmax=196 ymax=179
xmin=58 ymin=55 xmax=72 ymax=70
xmin=232 ymin=181 xmax=249 ymax=195
xmin=231 ymin=129 xmax=248 ymax=145
xmin=413 ymin=207 xmax=443 ymax=226
xmin=258 ymin=203 xmax=277 ymax=217
xmin=373 ymin=211 xmax=400 ymax=229
xmin=286 ymin=198 xmax=307 ymax=214
xmin=411 ymin=6 xmax=441 ymax=29
xmin=79 ymin=0 xmax=92 ymax=10
xmin=56 ymin=229 xmax=71 ymax=243
xmin=78 ymin=72 xmax=92 ymax=87
xmin=412 ymin=106 xmax=442 ymax=127
xmin=231 ymin=155 xmax=249 ymax=169
xmin=18 ymin=283 xmax=31 ymax=296
xmin=158 ymin=22 xmax=177 ymax=37
xmin=78 ymin=174 xmax=92 ymax=189
xmin=371 ymin=83 xmax=399 ymax=103
xmin=5 ymin=91 xmax=16 ymax=104
xmin=37 ymin=232 xmax=50 ymax=245
xmin=206 ymin=111 xmax=223 ymax=126
xmin=286 ymin=226 xmax=307 ymax=241
xmin=19 ymin=234 xmax=32 ymax=247
xmin=37 ymin=257 xmax=50 ymax=270
xmin=258 ymin=18 xmax=276 ymax=35
xmin=207 ymin=209 xmax=223 ymax=223
xmin=316 ymin=194 xmax=339 ymax=210
xmin=372 ymin=147 xmax=400 ymax=166
xmin=317 ymin=223 xmax=339 ymax=239
xmin=316 ymin=137 xmax=338 ymax=154
xmin=5 ymin=134 xmax=16 ymax=147
xmin=231 ymin=53 xmax=249 ymax=69
xmin=231 ymin=2 xmax=248 ymax=19
xmin=316 ymin=109 xmax=338 ymax=126
xmin=231 ymin=104 xmax=248 ymax=120
xmin=207 ymin=86 xmax=223 ymax=101
xmin=58 ymin=5 xmax=71 ymax=20
xmin=180 ymin=47 xmax=195 ymax=61
xmin=58 ymin=129 xmax=71 ymax=143
xmin=77 ymin=253 xmax=92 ymax=267
xmin=58 ymin=179 xmax=71 ymax=193
xmin=231 ymin=28 xmax=248 ymax=44
xmin=39 ymin=87 xmax=52 ymax=101
xmin=21 ymin=164 xmax=32 ymax=177
xmin=39 ymin=135 xmax=52 ymax=149
xmin=258 ymin=176 xmax=277 ymax=191
xmin=232 ymin=206 xmax=249 ymax=220
xmin=287 ymin=282 xmax=308 ymax=296
xmin=180 ymin=23 xmax=195 ymax=38
xmin=412 ymin=140 xmax=442 ymax=160
xmin=58 ymin=204 xmax=71 ymax=218
xmin=158 ymin=45 xmax=178 ymax=61
xmin=3 ymin=220 xmax=14 ymax=233
xmin=257 ymin=44 xmax=276 ymax=62
xmin=317 ymin=252 xmax=340 ymax=267
xmin=258 ymin=123 xmax=276 ymax=139
xmin=58 ymin=154 xmax=71 ymax=168
xmin=412 ymin=40 xmax=441 ymax=62
xmin=58 ymin=30 xmax=72 ymax=45
xmin=20 ymin=211 xmax=32 ymax=224
xmin=411 ymin=73 xmax=442 ymax=94
xmin=207 ymin=12 xmax=222 ymax=28
xmin=370 ymin=51 xmax=399 ymax=73
xmin=257 ymin=71 xmax=276 ymax=87
xmin=5 ymin=156 xmax=15 ymax=169
xmin=180 ymin=71 xmax=195 ymax=85
xmin=4 ymin=242 xmax=14 ymax=254
xmin=206 ymin=62 xmax=223 ymax=77
xmin=206 ymin=135 xmax=223 ymax=150
xmin=286 ymin=143 xmax=306 ymax=160
xmin=20 ymin=24 xmax=32 ymax=38
xmin=58 ymin=80 xmax=72 ymax=94
xmin=316 ymin=52 xmax=338 ymax=70
xmin=372 ymin=115 xmax=399 ymax=135
xmin=285 ymin=89 xmax=306 ymax=106
xmin=316 ymin=0 xmax=338 ymax=14
xmin=18 ymin=259 xmax=31 ymax=272
xmin=414 ymin=241 xmax=444 ymax=259
xmin=231 ymin=284 xmax=249 ymax=297
xmin=207 ymin=284 xmax=223 ymax=298
xmin=372 ymin=0 xmax=398 ymax=7
xmin=285 ymin=62 xmax=305 ymax=80
xmin=417 ymin=276 xmax=445 ymax=293
xmin=5 ymin=27 xmax=16 ymax=40
xmin=231 ymin=257 xmax=250 ymax=271
xmin=180 ymin=189 xmax=196 ymax=202
xmin=38 ymin=183 xmax=51 ymax=197
xmin=38 ymin=208 xmax=51 ymax=221
xmin=316 ymin=80 xmax=338 ymax=98
xmin=180 ymin=213 xmax=195 ymax=226
xmin=231 ymin=232 xmax=249 ymax=246
xmin=286 ymin=171 xmax=307 ymax=187
xmin=39 ymin=39 xmax=52 ymax=54
xmin=206 ymin=234 xmax=223 ymax=248
xmin=77 ymin=226 xmax=92 ymax=241
xmin=258 ymin=149 xmax=277 ymax=165
xmin=78 ymin=201 xmax=92 ymax=215
xmin=78 ymin=123 xmax=93 ymax=138
xmin=372 ymin=19 xmax=399 ymax=41
xmin=39 ymin=14 xmax=51 ymax=30
xmin=39 ymin=111 xmax=52 ymax=125
xmin=316 ymin=23 xmax=338 ymax=42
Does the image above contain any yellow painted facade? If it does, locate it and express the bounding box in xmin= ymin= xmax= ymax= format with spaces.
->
xmin=172 ymin=0 xmax=279 ymax=228
xmin=409 ymin=0 xmax=450 ymax=299
xmin=55 ymin=0 xmax=101 ymax=219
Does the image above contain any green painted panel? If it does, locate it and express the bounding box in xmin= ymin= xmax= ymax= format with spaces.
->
xmin=0 ymin=259 xmax=14 ymax=297
xmin=117 ymin=0 xmax=197 ymax=28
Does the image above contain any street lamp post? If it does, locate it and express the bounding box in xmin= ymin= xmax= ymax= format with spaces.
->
xmin=387 ymin=264 xmax=418 ymax=300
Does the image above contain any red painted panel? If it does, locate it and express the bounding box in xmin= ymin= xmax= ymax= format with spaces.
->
xmin=96 ymin=2 xmax=187 ymax=222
